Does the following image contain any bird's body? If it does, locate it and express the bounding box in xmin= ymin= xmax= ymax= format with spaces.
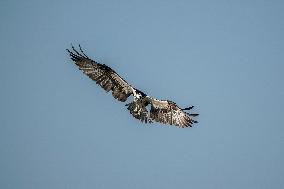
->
xmin=67 ymin=45 xmax=198 ymax=128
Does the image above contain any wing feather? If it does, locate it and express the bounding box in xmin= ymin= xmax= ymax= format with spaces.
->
xmin=148 ymin=98 xmax=198 ymax=128
xmin=67 ymin=46 xmax=133 ymax=102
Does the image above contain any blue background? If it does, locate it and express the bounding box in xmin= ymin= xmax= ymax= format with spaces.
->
xmin=1 ymin=0 xmax=284 ymax=188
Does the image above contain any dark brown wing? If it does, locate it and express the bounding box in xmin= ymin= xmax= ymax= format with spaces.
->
xmin=148 ymin=98 xmax=198 ymax=128
xmin=67 ymin=45 xmax=134 ymax=102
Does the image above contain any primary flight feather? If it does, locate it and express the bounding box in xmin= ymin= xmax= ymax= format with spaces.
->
xmin=67 ymin=45 xmax=199 ymax=128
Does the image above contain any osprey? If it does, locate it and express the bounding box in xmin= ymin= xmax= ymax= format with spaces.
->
xmin=67 ymin=45 xmax=199 ymax=128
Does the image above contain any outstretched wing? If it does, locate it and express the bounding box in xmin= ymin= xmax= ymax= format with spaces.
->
xmin=67 ymin=45 xmax=134 ymax=102
xmin=148 ymin=98 xmax=198 ymax=128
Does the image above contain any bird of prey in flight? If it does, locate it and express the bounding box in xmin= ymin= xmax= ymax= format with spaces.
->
xmin=67 ymin=45 xmax=199 ymax=128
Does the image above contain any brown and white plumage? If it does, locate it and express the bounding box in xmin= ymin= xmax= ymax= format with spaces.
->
xmin=148 ymin=99 xmax=198 ymax=128
xmin=67 ymin=45 xmax=133 ymax=102
xmin=67 ymin=45 xmax=198 ymax=128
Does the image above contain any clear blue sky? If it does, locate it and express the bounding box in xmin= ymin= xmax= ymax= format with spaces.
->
xmin=1 ymin=0 xmax=284 ymax=189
